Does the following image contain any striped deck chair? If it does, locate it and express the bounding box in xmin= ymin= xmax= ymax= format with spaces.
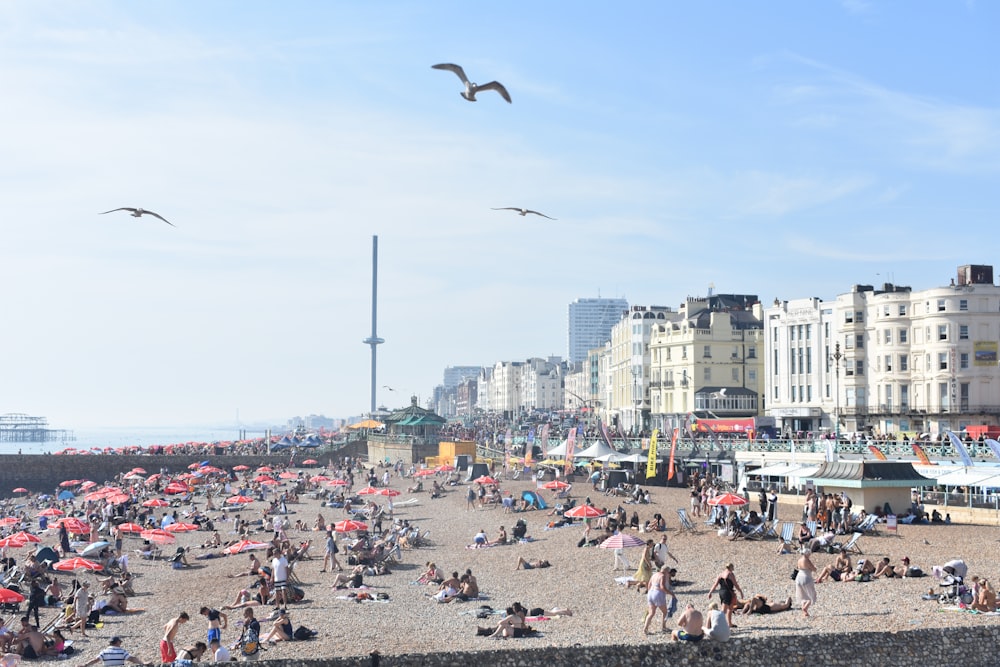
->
xmin=840 ymin=531 xmax=864 ymax=555
xmin=856 ymin=514 xmax=880 ymax=534
xmin=762 ymin=520 xmax=779 ymax=540
xmin=675 ymin=508 xmax=699 ymax=534
xmin=806 ymin=520 xmax=818 ymax=537
xmin=778 ymin=521 xmax=796 ymax=547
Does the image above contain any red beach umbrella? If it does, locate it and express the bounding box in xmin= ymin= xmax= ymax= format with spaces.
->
xmin=164 ymin=522 xmax=198 ymax=533
xmin=58 ymin=480 xmax=80 ymax=488
xmin=117 ymin=522 xmax=144 ymax=533
xmin=142 ymin=499 xmax=170 ymax=508
xmin=309 ymin=475 xmax=330 ymax=483
xmin=79 ymin=481 xmax=97 ymax=490
xmin=326 ymin=479 xmax=348 ymax=487
xmin=53 ymin=557 xmax=103 ymax=572
xmin=378 ymin=488 xmax=401 ymax=497
xmin=259 ymin=479 xmax=280 ymax=486
xmin=278 ymin=472 xmax=298 ymax=480
xmin=256 ymin=466 xmax=273 ymax=472
xmin=12 ymin=488 xmax=28 ymax=494
xmin=0 ymin=517 xmax=21 ymax=526
xmin=187 ymin=463 xmax=202 ymax=469
xmin=8 ymin=531 xmax=41 ymax=544
xmin=253 ymin=475 xmax=276 ymax=483
xmin=130 ymin=467 xmax=147 ymax=475
xmin=232 ymin=465 xmax=250 ymax=471
xmin=436 ymin=464 xmax=455 ymax=472
xmin=333 ymin=520 xmax=368 ymax=533
xmin=563 ymin=505 xmax=606 ymax=519
xmin=302 ymin=459 xmax=318 ymax=466
xmin=223 ymin=539 xmax=270 ymax=555
xmin=413 ymin=469 xmax=436 ymax=477
xmin=0 ymin=536 xmax=26 ymax=549
xmin=139 ymin=529 xmax=176 ymax=544
xmin=163 ymin=482 xmax=189 ymax=495
xmin=708 ymin=493 xmax=748 ymax=507
xmin=542 ymin=480 xmax=570 ymax=490
xmin=472 ymin=476 xmax=497 ymax=485
xmin=55 ymin=518 xmax=90 ymax=534
xmin=225 ymin=495 xmax=254 ymax=505
xmin=38 ymin=508 xmax=65 ymax=517
xmin=0 ymin=588 xmax=25 ymax=604
xmin=356 ymin=487 xmax=380 ymax=495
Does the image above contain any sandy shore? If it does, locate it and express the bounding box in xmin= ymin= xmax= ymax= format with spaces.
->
xmin=14 ymin=468 xmax=1000 ymax=662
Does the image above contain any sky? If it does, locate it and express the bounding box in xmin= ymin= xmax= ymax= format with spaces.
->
xmin=1 ymin=1 xmax=998 ymax=429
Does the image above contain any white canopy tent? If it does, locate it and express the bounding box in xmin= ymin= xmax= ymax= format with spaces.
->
xmin=575 ymin=440 xmax=617 ymax=459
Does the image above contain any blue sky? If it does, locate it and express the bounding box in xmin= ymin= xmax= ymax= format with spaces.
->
xmin=1 ymin=1 xmax=998 ymax=429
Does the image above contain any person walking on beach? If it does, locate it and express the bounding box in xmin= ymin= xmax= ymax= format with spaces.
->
xmin=466 ymin=486 xmax=476 ymax=511
xmin=795 ymin=551 xmax=818 ymax=618
xmin=200 ymin=606 xmax=228 ymax=646
xmin=707 ymin=563 xmax=743 ymax=629
xmin=321 ymin=531 xmax=342 ymax=572
xmin=643 ymin=564 xmax=676 ymax=635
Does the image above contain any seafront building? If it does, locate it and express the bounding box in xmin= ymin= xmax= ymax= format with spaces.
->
xmin=605 ymin=305 xmax=676 ymax=434
xmin=764 ymin=265 xmax=1000 ymax=439
xmin=567 ymin=296 xmax=629 ymax=364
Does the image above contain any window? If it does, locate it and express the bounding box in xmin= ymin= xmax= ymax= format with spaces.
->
xmin=731 ymin=368 xmax=739 ymax=381
xmin=885 ymin=385 xmax=893 ymax=410
xmin=898 ymin=304 xmax=907 ymax=316
xmin=789 ymin=349 xmax=796 ymax=374
xmin=883 ymin=305 xmax=890 ymax=317
xmin=825 ymin=383 xmax=830 ymax=399
xmin=856 ymin=311 xmax=864 ymax=323
xmin=899 ymin=329 xmax=908 ymax=344
xmin=937 ymin=299 xmax=946 ymax=312
xmin=806 ymin=324 xmax=812 ymax=339
xmin=855 ymin=360 xmax=864 ymax=376
xmin=900 ymin=355 xmax=908 ymax=371
xmin=773 ymin=349 xmax=779 ymax=374
xmin=845 ymin=312 xmax=854 ymax=324
xmin=703 ymin=345 xmax=711 ymax=358
xmin=703 ymin=367 xmax=711 ymax=381
xmin=797 ymin=349 xmax=804 ymax=374
xmin=960 ymin=353 xmax=969 ymax=370
xmin=681 ymin=346 xmax=687 ymax=359
xmin=900 ymin=384 xmax=909 ymax=410
xmin=959 ymin=299 xmax=968 ymax=311
xmin=855 ymin=334 xmax=864 ymax=349
xmin=791 ymin=386 xmax=797 ymax=402
xmin=884 ymin=329 xmax=892 ymax=344
xmin=885 ymin=355 xmax=892 ymax=372
xmin=939 ymin=353 xmax=948 ymax=370
xmin=959 ymin=325 xmax=969 ymax=340
xmin=938 ymin=325 xmax=948 ymax=341
xmin=748 ymin=370 xmax=757 ymax=382
xmin=806 ymin=348 xmax=812 ymax=373
xmin=773 ymin=328 xmax=778 ymax=342
xmin=807 ymin=385 xmax=812 ymax=401
xmin=747 ymin=345 xmax=756 ymax=359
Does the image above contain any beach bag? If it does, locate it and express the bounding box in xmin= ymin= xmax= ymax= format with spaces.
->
xmin=240 ymin=623 xmax=260 ymax=656
xmin=290 ymin=586 xmax=305 ymax=602
xmin=790 ymin=569 xmax=799 ymax=581
xmin=293 ymin=625 xmax=316 ymax=640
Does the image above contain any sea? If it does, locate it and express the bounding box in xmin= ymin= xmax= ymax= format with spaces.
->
xmin=0 ymin=425 xmax=272 ymax=456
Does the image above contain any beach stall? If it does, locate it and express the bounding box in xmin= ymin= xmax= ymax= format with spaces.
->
xmin=803 ymin=461 xmax=936 ymax=515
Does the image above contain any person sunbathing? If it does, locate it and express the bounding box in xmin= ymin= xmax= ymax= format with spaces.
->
xmin=431 ymin=572 xmax=462 ymax=602
xmin=515 ymin=556 xmax=551 ymax=570
xmin=262 ymin=609 xmax=293 ymax=644
xmin=483 ymin=607 xmax=528 ymax=639
xmin=873 ymin=557 xmax=903 ymax=579
xmin=738 ymin=594 xmax=793 ymax=615
xmin=815 ymin=551 xmax=852 ymax=583
xmin=331 ymin=565 xmax=366 ymax=589
xmin=224 ymin=576 xmax=270 ymax=609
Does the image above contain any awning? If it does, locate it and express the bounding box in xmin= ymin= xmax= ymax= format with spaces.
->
xmin=932 ymin=468 xmax=1000 ymax=488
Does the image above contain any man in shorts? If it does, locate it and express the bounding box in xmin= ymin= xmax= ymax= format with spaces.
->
xmin=515 ymin=557 xmax=551 ymax=570
xmin=199 ymin=606 xmax=228 ymax=645
xmin=160 ymin=611 xmax=189 ymax=663
xmin=671 ymin=604 xmax=704 ymax=642
xmin=270 ymin=549 xmax=289 ymax=608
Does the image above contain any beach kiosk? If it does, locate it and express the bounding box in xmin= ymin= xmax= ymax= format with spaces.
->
xmin=803 ymin=461 xmax=936 ymax=515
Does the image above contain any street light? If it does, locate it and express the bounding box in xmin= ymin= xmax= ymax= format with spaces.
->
xmin=831 ymin=342 xmax=843 ymax=443
xmin=631 ymin=366 xmax=642 ymax=435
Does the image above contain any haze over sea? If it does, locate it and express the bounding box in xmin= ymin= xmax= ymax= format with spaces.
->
xmin=0 ymin=425 xmax=265 ymax=456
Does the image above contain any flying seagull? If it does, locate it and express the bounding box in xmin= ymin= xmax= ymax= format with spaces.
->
xmin=100 ymin=207 xmax=175 ymax=227
xmin=491 ymin=207 xmax=556 ymax=220
xmin=432 ymin=63 xmax=511 ymax=103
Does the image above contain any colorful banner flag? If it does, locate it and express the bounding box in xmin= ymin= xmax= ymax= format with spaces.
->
xmin=867 ymin=444 xmax=888 ymax=461
xmin=564 ymin=427 xmax=577 ymax=477
xmin=540 ymin=424 xmax=550 ymax=459
xmin=646 ymin=429 xmax=659 ymax=479
xmin=504 ymin=429 xmax=512 ymax=469
xmin=911 ymin=443 xmax=932 ymax=466
xmin=599 ymin=420 xmax=615 ymax=450
xmin=985 ymin=438 xmax=1000 ymax=461
xmin=946 ymin=431 xmax=974 ymax=467
xmin=667 ymin=428 xmax=679 ymax=480
xmin=525 ymin=429 xmax=535 ymax=467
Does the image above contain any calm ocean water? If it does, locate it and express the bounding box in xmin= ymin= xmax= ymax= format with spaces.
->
xmin=0 ymin=425 xmax=271 ymax=455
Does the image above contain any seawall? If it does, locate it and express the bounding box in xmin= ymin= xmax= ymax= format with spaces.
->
xmin=0 ymin=453 xmax=316 ymax=497
xmin=199 ymin=626 xmax=999 ymax=667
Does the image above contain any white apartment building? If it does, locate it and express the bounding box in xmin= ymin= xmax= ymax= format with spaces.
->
xmin=605 ymin=305 xmax=675 ymax=434
xmin=765 ymin=265 xmax=1000 ymax=438
xmin=477 ymin=358 xmax=564 ymax=417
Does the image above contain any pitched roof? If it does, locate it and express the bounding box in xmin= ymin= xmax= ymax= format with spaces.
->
xmin=806 ymin=461 xmax=936 ymax=488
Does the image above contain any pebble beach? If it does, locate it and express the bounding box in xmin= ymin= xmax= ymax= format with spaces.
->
xmin=9 ymin=468 xmax=1000 ymax=663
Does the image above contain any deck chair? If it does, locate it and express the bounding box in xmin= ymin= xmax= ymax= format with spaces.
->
xmin=806 ymin=520 xmax=817 ymax=537
xmin=840 ymin=531 xmax=864 ymax=555
xmin=743 ymin=522 xmax=768 ymax=540
xmin=856 ymin=515 xmax=879 ymax=534
xmin=762 ymin=521 xmax=779 ymax=540
xmin=778 ymin=521 xmax=796 ymax=548
xmin=675 ymin=509 xmax=699 ymax=534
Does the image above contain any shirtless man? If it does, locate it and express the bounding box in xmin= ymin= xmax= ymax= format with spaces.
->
xmin=671 ymin=604 xmax=704 ymax=642
xmin=228 ymin=553 xmax=262 ymax=578
xmin=16 ymin=619 xmax=46 ymax=661
xmin=515 ymin=556 xmax=551 ymax=570
xmin=873 ymin=557 xmax=902 ymax=579
xmin=200 ymin=606 xmax=228 ymax=645
xmin=815 ymin=551 xmax=852 ymax=583
xmin=161 ymin=611 xmax=189 ymax=663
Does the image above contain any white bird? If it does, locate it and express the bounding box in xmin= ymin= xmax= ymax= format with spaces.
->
xmin=100 ymin=207 xmax=175 ymax=227
xmin=710 ymin=388 xmax=728 ymax=399
xmin=432 ymin=63 xmax=511 ymax=103
xmin=491 ymin=207 xmax=556 ymax=220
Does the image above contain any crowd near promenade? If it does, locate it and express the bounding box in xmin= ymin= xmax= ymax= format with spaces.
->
xmin=1 ymin=454 xmax=999 ymax=664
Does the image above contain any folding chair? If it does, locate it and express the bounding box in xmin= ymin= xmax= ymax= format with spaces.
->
xmin=778 ymin=521 xmax=795 ymax=548
xmin=675 ymin=508 xmax=699 ymax=534
xmin=840 ymin=531 xmax=864 ymax=555
xmin=762 ymin=521 xmax=779 ymax=540
xmin=806 ymin=520 xmax=817 ymax=537
xmin=744 ymin=522 xmax=768 ymax=540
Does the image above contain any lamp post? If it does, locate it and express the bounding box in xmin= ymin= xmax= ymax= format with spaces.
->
xmin=631 ymin=366 xmax=642 ymax=435
xmin=831 ymin=342 xmax=843 ymax=443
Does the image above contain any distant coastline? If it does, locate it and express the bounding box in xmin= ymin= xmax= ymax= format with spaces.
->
xmin=0 ymin=424 xmax=266 ymax=456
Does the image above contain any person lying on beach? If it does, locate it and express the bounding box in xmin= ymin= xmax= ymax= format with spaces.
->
xmin=224 ymin=576 xmax=270 ymax=609
xmin=199 ymin=532 xmax=222 ymax=549
xmin=737 ymin=594 xmax=793 ymax=615
xmin=515 ymin=557 xmax=551 ymax=571
xmin=873 ymin=557 xmax=906 ymax=579
xmin=331 ymin=565 xmax=366 ymax=590
xmin=850 ymin=558 xmax=876 ymax=581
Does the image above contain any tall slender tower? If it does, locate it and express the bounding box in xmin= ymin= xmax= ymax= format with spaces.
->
xmin=362 ymin=235 xmax=384 ymax=414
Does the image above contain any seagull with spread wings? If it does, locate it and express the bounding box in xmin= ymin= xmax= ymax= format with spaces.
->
xmin=432 ymin=63 xmax=511 ymax=103
xmin=100 ymin=207 xmax=175 ymax=227
xmin=491 ymin=207 xmax=556 ymax=220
